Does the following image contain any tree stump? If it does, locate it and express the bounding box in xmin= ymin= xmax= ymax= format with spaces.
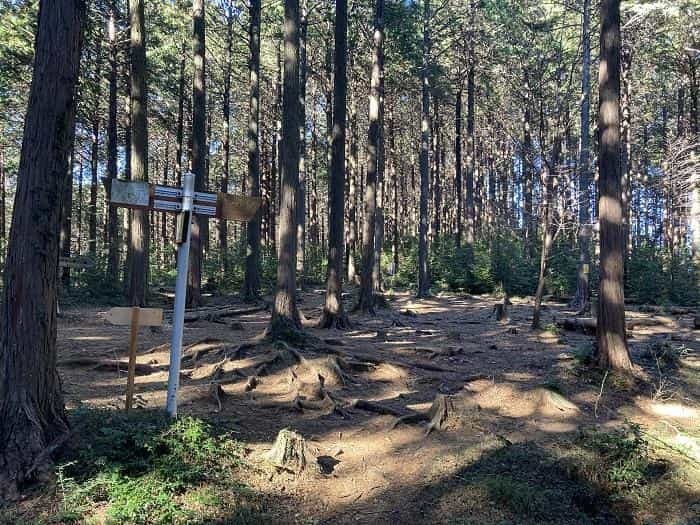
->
xmin=264 ymin=428 xmax=309 ymax=473
xmin=426 ymin=394 xmax=456 ymax=435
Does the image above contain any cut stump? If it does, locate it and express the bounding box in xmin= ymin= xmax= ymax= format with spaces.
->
xmin=264 ymin=428 xmax=309 ymax=473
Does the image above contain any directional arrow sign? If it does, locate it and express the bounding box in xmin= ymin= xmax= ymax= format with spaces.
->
xmin=108 ymin=178 xmax=260 ymax=221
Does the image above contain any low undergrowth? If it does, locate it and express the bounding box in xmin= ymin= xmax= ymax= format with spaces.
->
xmin=15 ymin=410 xmax=267 ymax=524
xmin=448 ymin=423 xmax=694 ymax=524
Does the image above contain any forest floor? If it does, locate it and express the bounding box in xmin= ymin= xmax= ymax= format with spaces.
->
xmin=4 ymin=288 xmax=699 ymax=524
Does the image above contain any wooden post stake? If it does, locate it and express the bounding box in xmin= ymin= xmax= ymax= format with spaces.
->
xmin=125 ymin=306 xmax=141 ymax=410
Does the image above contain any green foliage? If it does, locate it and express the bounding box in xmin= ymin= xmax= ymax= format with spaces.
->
xmin=52 ymin=410 xmax=261 ymax=524
xmin=576 ymin=422 xmax=655 ymax=490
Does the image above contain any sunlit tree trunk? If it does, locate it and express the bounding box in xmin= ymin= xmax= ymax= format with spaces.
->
xmin=89 ymin=35 xmax=102 ymax=256
xmin=596 ymin=0 xmax=632 ymax=370
xmin=417 ymin=0 xmax=431 ymax=298
xmin=0 ymin=0 xmax=85 ymax=498
xmin=357 ymin=0 xmax=384 ymax=312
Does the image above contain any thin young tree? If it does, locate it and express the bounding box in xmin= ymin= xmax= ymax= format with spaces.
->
xmin=126 ymin=0 xmax=149 ymax=306
xmin=0 ymin=0 xmax=85 ymax=498
xmin=243 ymin=0 xmax=262 ymax=300
xmin=417 ymin=0 xmax=431 ymax=298
xmin=596 ymin=0 xmax=633 ymax=370
xmin=187 ymin=0 xmax=206 ymax=307
xmin=320 ymin=0 xmax=350 ymax=329
xmin=356 ymin=0 xmax=384 ymax=313
xmin=572 ymin=0 xmax=593 ymax=311
xmin=268 ymin=0 xmax=302 ymax=336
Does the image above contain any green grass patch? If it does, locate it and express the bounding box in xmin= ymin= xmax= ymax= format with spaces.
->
xmin=47 ymin=409 xmax=267 ymax=524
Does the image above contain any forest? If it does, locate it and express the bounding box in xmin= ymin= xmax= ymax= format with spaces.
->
xmin=0 ymin=0 xmax=698 ymax=523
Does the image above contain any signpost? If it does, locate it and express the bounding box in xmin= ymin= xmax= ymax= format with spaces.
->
xmin=104 ymin=306 xmax=164 ymax=410
xmin=108 ymin=172 xmax=260 ymax=417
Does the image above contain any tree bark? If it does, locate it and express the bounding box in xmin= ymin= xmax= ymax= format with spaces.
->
xmin=297 ymin=7 xmax=308 ymax=285
xmin=320 ymin=0 xmax=350 ymax=329
xmin=0 ymin=0 xmax=85 ymax=498
xmin=356 ymin=0 xmax=384 ymax=313
xmin=417 ymin=0 xmax=431 ymax=298
xmin=455 ymin=89 xmax=463 ymax=246
xmin=126 ymin=0 xmax=149 ymax=307
xmin=595 ymin=0 xmax=632 ymax=370
xmin=187 ymin=0 xmax=206 ymax=307
xmin=106 ymin=5 xmax=120 ymax=279
xmin=268 ymin=0 xmax=302 ymax=336
xmin=219 ymin=2 xmax=233 ymax=276
xmin=243 ymin=0 xmax=262 ymax=300
xmin=572 ymin=0 xmax=592 ymax=310
xmin=89 ymin=36 xmax=103 ymax=256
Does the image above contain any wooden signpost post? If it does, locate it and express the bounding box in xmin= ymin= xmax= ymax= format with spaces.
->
xmin=108 ymin=172 xmax=260 ymax=417
xmin=104 ymin=306 xmax=164 ymax=410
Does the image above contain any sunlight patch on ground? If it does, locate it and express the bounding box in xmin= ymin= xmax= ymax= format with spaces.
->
xmin=641 ymin=400 xmax=700 ymax=420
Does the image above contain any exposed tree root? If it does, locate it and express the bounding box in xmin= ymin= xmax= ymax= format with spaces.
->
xmin=392 ymin=394 xmax=457 ymax=435
xmin=182 ymin=305 xmax=267 ymax=323
xmin=349 ymin=398 xmax=404 ymax=417
xmin=318 ymin=310 xmax=353 ymax=330
xmin=57 ymin=358 xmax=156 ymax=375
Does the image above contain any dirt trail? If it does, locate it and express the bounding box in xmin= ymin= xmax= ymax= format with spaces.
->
xmin=57 ymin=290 xmax=699 ymax=524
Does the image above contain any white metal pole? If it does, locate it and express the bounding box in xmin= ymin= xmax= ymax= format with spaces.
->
xmin=165 ymin=172 xmax=195 ymax=418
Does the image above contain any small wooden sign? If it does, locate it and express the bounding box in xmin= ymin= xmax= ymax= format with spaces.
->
xmin=103 ymin=306 xmax=163 ymax=410
xmin=104 ymin=307 xmax=163 ymax=327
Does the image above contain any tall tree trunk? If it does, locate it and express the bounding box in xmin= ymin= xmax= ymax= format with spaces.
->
xmin=175 ymin=44 xmax=186 ymax=186
xmin=596 ymin=0 xmax=632 ymax=370
xmin=243 ymin=0 xmax=262 ymax=300
xmin=572 ymin=0 xmax=592 ymax=311
xmin=0 ymin=0 xmax=84 ymax=498
xmin=0 ymin=148 xmax=6 ymax=256
xmin=126 ymin=0 xmax=149 ymax=307
xmin=455 ymin=89 xmax=463 ymax=246
xmin=320 ymin=0 xmax=349 ymax=328
xmin=522 ymin=72 xmax=534 ymax=258
xmin=297 ymin=7 xmax=308 ymax=285
xmin=89 ymin=36 xmax=103 ymax=256
xmin=219 ymin=2 xmax=233 ymax=276
xmin=417 ymin=0 xmax=431 ymax=298
xmin=356 ymin=0 xmax=384 ymax=312
xmin=187 ymin=0 xmax=206 ymax=307
xmin=464 ymin=0 xmax=476 ymax=264
xmin=269 ymin=0 xmax=302 ymax=336
xmin=61 ymin=140 xmax=76 ymax=289
xmin=346 ymin=98 xmax=358 ymax=282
xmin=106 ymin=5 xmax=120 ymax=279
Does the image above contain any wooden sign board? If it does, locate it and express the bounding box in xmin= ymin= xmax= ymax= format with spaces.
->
xmin=218 ymin=193 xmax=261 ymax=221
xmin=104 ymin=307 xmax=163 ymax=327
xmin=110 ymin=179 xmax=151 ymax=209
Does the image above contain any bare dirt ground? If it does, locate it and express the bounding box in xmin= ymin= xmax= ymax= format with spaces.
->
xmin=54 ymin=289 xmax=699 ymax=524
